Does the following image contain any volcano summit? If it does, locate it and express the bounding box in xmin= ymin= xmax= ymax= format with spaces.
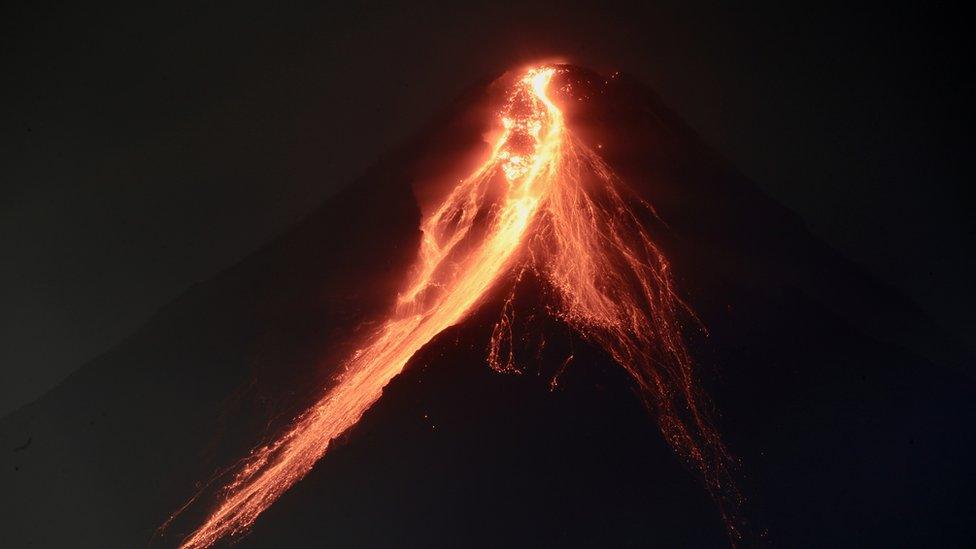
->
xmin=2 ymin=65 xmax=973 ymax=548
xmin=163 ymin=65 xmax=738 ymax=548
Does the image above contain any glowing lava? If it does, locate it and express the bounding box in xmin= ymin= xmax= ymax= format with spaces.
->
xmin=171 ymin=66 xmax=736 ymax=548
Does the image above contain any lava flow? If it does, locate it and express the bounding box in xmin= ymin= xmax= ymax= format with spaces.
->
xmin=169 ymin=65 xmax=737 ymax=548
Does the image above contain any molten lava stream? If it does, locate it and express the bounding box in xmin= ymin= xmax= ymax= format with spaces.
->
xmin=173 ymin=65 xmax=737 ymax=548
xmin=175 ymin=68 xmax=564 ymax=549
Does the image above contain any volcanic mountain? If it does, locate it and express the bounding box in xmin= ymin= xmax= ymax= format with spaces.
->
xmin=1 ymin=65 xmax=973 ymax=548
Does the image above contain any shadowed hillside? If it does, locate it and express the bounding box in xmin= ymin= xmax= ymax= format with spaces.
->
xmin=2 ymin=66 xmax=973 ymax=548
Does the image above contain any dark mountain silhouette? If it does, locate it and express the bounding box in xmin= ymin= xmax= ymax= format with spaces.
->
xmin=2 ymin=66 xmax=973 ymax=548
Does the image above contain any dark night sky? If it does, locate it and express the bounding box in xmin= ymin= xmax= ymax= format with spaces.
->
xmin=1 ymin=1 xmax=972 ymax=417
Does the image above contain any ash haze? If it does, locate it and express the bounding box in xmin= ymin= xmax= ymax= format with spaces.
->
xmin=1 ymin=0 xmax=971 ymax=418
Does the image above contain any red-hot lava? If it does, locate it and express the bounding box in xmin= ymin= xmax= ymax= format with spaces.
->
xmin=168 ymin=66 xmax=737 ymax=548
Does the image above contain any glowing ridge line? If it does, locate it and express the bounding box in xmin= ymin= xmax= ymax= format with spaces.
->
xmin=173 ymin=65 xmax=738 ymax=548
xmin=176 ymin=67 xmax=563 ymax=549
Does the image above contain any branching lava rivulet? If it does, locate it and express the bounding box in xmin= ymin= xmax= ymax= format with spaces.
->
xmin=168 ymin=66 xmax=739 ymax=548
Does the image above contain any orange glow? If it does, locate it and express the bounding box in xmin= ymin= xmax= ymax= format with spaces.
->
xmin=175 ymin=67 xmax=565 ymax=549
xmin=172 ymin=65 xmax=735 ymax=548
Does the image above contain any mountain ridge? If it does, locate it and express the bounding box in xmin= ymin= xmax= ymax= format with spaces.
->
xmin=2 ymin=65 xmax=972 ymax=547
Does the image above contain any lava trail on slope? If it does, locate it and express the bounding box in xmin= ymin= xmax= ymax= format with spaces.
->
xmin=165 ymin=65 xmax=737 ymax=548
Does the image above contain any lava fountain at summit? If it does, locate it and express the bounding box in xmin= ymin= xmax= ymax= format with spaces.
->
xmin=170 ymin=66 xmax=737 ymax=548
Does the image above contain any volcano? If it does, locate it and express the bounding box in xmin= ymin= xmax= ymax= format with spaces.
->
xmin=1 ymin=65 xmax=973 ymax=548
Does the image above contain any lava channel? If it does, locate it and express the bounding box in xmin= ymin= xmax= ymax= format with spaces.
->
xmin=168 ymin=65 xmax=738 ymax=548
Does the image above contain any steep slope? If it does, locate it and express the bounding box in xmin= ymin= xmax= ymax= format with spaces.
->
xmin=1 ymin=66 xmax=973 ymax=548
